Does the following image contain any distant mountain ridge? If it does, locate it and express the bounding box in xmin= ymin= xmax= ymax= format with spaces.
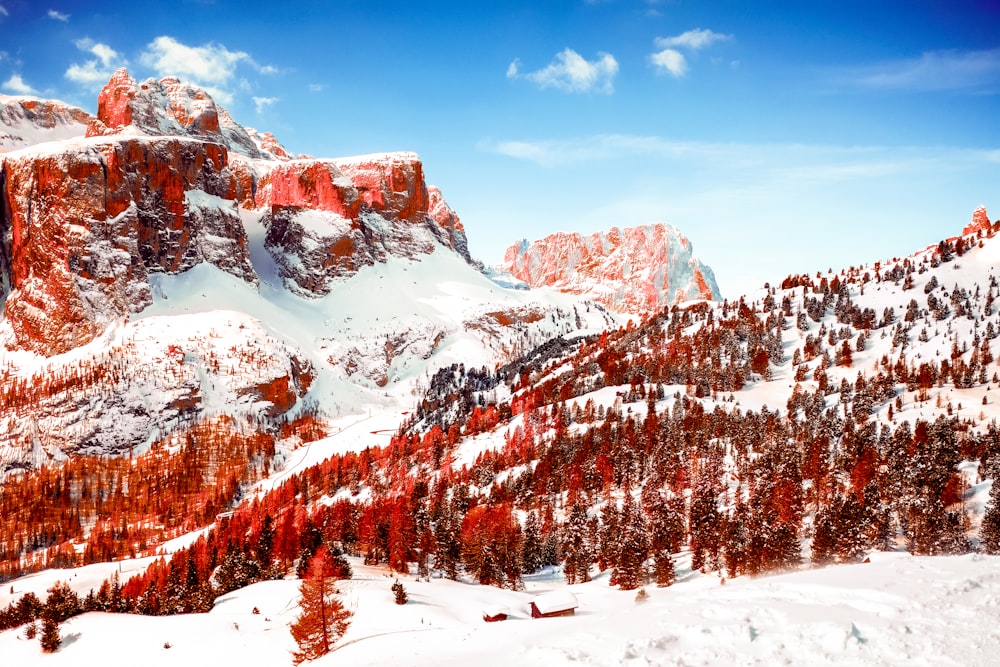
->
xmin=502 ymin=223 xmax=721 ymax=314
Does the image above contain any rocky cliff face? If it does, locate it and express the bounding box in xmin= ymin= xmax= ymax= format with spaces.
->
xmin=1 ymin=137 xmax=255 ymax=355
xmin=260 ymin=153 xmax=472 ymax=296
xmin=0 ymin=70 xmax=475 ymax=353
xmin=503 ymin=223 xmax=721 ymax=313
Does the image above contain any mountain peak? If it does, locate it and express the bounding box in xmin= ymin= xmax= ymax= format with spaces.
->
xmin=964 ymin=205 xmax=993 ymax=236
xmin=86 ymin=68 xmax=280 ymax=159
xmin=502 ymin=222 xmax=720 ymax=314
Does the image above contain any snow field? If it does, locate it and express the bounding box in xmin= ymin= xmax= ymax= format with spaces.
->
xmin=4 ymin=552 xmax=1000 ymax=666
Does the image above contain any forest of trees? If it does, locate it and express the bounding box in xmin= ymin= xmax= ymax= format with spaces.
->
xmin=2 ymin=226 xmax=1000 ymax=633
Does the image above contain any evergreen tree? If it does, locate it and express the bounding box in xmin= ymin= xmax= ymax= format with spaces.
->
xmin=43 ymin=581 xmax=80 ymax=622
xmin=392 ymin=579 xmax=408 ymax=605
xmin=215 ymin=541 xmax=263 ymax=594
xmin=981 ymin=477 xmax=1000 ymax=554
xmin=290 ymin=547 xmax=352 ymax=665
xmin=643 ymin=490 xmax=682 ymax=586
xmin=689 ymin=478 xmax=721 ymax=571
xmin=521 ymin=511 xmax=544 ymax=574
xmin=611 ymin=495 xmax=648 ymax=590
xmin=39 ymin=612 xmax=61 ymax=653
xmin=561 ymin=501 xmax=592 ymax=584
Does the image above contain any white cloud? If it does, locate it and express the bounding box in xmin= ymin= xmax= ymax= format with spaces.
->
xmin=839 ymin=48 xmax=1000 ymax=93
xmin=2 ymin=74 xmax=37 ymax=95
xmin=508 ymin=48 xmax=618 ymax=94
xmin=650 ymin=49 xmax=686 ymax=77
xmin=0 ymin=5 xmax=8 ymax=17
xmin=140 ymin=36 xmax=250 ymax=84
xmin=655 ymin=28 xmax=731 ymax=51
xmin=650 ymin=28 xmax=731 ymax=77
xmin=47 ymin=9 xmax=69 ymax=21
xmin=308 ymin=83 xmax=325 ymax=93
xmin=65 ymin=38 xmax=126 ymax=86
xmin=252 ymin=96 xmax=277 ymax=113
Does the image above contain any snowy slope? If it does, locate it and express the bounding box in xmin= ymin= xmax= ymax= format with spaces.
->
xmin=3 ymin=553 xmax=999 ymax=666
xmin=141 ymin=208 xmax=617 ymax=424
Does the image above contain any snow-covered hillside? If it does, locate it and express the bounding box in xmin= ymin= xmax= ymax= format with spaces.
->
xmin=2 ymin=552 xmax=998 ymax=666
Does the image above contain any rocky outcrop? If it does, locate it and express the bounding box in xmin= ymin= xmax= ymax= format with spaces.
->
xmin=503 ymin=223 xmax=721 ymax=313
xmin=260 ymin=153 xmax=476 ymax=296
xmin=86 ymin=68 xmax=273 ymax=160
xmin=0 ymin=137 xmax=255 ymax=355
xmin=428 ymin=185 xmax=471 ymax=263
xmin=0 ymin=96 xmax=94 ymax=152
xmin=964 ymin=206 xmax=993 ymax=237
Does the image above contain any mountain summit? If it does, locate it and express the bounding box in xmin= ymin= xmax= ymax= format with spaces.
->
xmin=502 ymin=222 xmax=721 ymax=313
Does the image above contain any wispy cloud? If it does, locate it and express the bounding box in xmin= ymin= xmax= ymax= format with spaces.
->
xmin=65 ymin=38 xmax=127 ymax=87
xmin=483 ymin=134 xmax=994 ymax=183
xmin=2 ymin=73 xmax=37 ymax=95
xmin=308 ymin=83 xmax=325 ymax=93
xmin=650 ymin=28 xmax=732 ymax=77
xmin=252 ymin=96 xmax=277 ymax=114
xmin=47 ymin=9 xmax=69 ymax=21
xmin=837 ymin=48 xmax=1000 ymax=93
xmin=137 ymin=36 xmax=278 ymax=105
xmin=0 ymin=5 xmax=8 ymax=17
xmin=140 ymin=36 xmax=250 ymax=84
xmin=656 ymin=28 xmax=731 ymax=51
xmin=489 ymin=135 xmax=718 ymax=167
xmin=508 ymin=48 xmax=619 ymax=94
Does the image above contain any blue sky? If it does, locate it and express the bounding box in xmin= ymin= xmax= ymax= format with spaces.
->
xmin=1 ymin=0 xmax=998 ymax=296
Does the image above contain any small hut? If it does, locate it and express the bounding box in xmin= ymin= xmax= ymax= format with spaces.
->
xmin=529 ymin=590 xmax=579 ymax=619
xmin=482 ymin=605 xmax=509 ymax=623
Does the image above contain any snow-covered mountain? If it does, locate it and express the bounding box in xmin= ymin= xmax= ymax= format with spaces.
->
xmin=0 ymin=95 xmax=93 ymax=152
xmin=0 ymin=69 xmax=617 ymax=474
xmin=502 ymin=223 xmax=721 ymax=314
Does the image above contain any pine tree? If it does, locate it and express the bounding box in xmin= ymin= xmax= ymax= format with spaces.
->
xmin=392 ymin=579 xmax=408 ymax=605
xmin=611 ymin=495 xmax=648 ymax=590
xmin=561 ymin=501 xmax=592 ymax=584
xmin=39 ymin=612 xmax=60 ymax=653
xmin=982 ymin=477 xmax=1000 ymax=554
xmin=521 ymin=511 xmax=544 ymax=574
xmin=290 ymin=547 xmax=352 ymax=665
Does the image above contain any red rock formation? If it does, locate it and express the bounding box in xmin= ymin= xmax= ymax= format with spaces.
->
xmin=503 ymin=223 xmax=720 ymax=314
xmin=1 ymin=137 xmax=255 ymax=355
xmin=90 ymin=68 xmax=135 ymax=133
xmin=964 ymin=206 xmax=992 ymax=236
xmin=259 ymin=131 xmax=290 ymax=159
xmin=267 ymin=160 xmax=359 ymax=217
xmin=1 ymin=70 xmax=477 ymax=351
xmin=428 ymin=185 xmax=471 ymax=262
xmin=333 ymin=153 xmax=428 ymax=221
xmin=88 ymin=68 xmax=266 ymax=159
xmin=259 ymin=154 xmax=476 ymax=296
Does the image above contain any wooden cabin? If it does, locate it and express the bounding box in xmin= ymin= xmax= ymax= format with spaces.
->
xmin=482 ymin=606 xmax=509 ymax=623
xmin=529 ymin=590 xmax=579 ymax=619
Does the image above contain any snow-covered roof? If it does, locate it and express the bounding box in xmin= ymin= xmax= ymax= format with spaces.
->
xmin=531 ymin=590 xmax=579 ymax=615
